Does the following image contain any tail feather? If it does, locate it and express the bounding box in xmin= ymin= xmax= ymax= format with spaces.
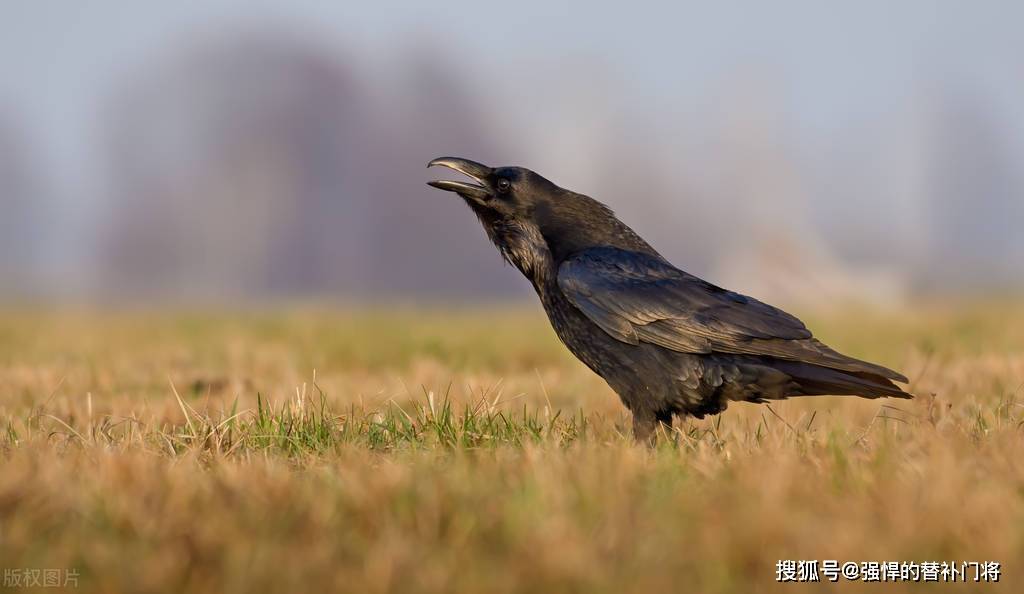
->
xmin=772 ymin=360 xmax=913 ymax=400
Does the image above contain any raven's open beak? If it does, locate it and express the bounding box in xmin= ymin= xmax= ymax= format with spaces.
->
xmin=427 ymin=157 xmax=493 ymax=200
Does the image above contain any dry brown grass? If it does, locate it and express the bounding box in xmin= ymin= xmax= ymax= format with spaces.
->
xmin=1 ymin=301 xmax=1022 ymax=592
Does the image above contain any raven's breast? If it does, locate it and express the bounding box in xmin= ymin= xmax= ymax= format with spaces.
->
xmin=537 ymin=284 xmax=694 ymax=414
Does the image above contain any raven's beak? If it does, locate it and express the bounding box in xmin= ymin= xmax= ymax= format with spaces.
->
xmin=427 ymin=157 xmax=493 ymax=200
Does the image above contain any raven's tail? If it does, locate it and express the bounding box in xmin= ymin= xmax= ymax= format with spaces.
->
xmin=772 ymin=360 xmax=913 ymax=400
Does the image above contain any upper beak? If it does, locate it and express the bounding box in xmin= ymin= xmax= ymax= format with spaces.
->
xmin=427 ymin=157 xmax=493 ymax=200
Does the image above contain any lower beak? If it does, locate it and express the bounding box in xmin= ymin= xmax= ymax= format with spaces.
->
xmin=427 ymin=157 xmax=493 ymax=200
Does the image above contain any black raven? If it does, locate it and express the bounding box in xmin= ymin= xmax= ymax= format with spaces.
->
xmin=427 ymin=157 xmax=912 ymax=441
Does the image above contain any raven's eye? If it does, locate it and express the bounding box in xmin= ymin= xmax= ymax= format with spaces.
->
xmin=496 ymin=178 xmax=511 ymax=193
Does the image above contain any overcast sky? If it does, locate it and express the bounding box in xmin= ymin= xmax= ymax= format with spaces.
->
xmin=2 ymin=1 xmax=1022 ymax=300
xmin=5 ymin=1 xmax=1023 ymax=195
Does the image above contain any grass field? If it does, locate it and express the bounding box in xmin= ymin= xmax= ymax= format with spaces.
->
xmin=1 ymin=301 xmax=1022 ymax=592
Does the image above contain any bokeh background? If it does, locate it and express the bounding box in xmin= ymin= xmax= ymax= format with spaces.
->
xmin=3 ymin=1 xmax=1022 ymax=305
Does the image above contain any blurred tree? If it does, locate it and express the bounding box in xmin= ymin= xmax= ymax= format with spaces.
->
xmin=922 ymin=91 xmax=1024 ymax=291
xmin=98 ymin=34 xmax=522 ymax=300
xmin=0 ymin=117 xmax=45 ymax=297
xmin=353 ymin=45 xmax=523 ymax=298
xmin=99 ymin=35 xmax=368 ymax=299
xmin=691 ymin=83 xmax=887 ymax=305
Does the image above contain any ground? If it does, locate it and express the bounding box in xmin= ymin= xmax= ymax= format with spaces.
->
xmin=0 ymin=301 xmax=1021 ymax=593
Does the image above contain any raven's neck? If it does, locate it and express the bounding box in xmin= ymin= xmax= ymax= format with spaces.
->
xmin=533 ymin=192 xmax=661 ymax=264
xmin=483 ymin=218 xmax=557 ymax=292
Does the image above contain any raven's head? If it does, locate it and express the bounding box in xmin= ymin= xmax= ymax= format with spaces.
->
xmin=427 ymin=157 xmax=559 ymax=280
xmin=427 ymin=156 xmax=656 ymax=283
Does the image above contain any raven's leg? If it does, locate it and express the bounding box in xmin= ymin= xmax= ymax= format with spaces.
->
xmin=631 ymin=410 xmax=657 ymax=445
xmin=655 ymin=410 xmax=675 ymax=443
xmin=632 ymin=410 xmax=674 ymax=445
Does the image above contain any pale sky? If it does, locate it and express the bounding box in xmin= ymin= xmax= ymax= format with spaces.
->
xmin=2 ymin=1 xmax=1022 ymax=298
xmin=5 ymin=0 xmax=1022 ymax=200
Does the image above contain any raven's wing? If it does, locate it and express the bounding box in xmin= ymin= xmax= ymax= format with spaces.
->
xmin=557 ymin=247 xmax=907 ymax=382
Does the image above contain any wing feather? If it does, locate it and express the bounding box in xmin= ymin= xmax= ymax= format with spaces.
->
xmin=557 ymin=247 xmax=907 ymax=382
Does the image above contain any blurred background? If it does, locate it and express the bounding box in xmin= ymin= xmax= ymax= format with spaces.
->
xmin=2 ymin=1 xmax=1022 ymax=306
